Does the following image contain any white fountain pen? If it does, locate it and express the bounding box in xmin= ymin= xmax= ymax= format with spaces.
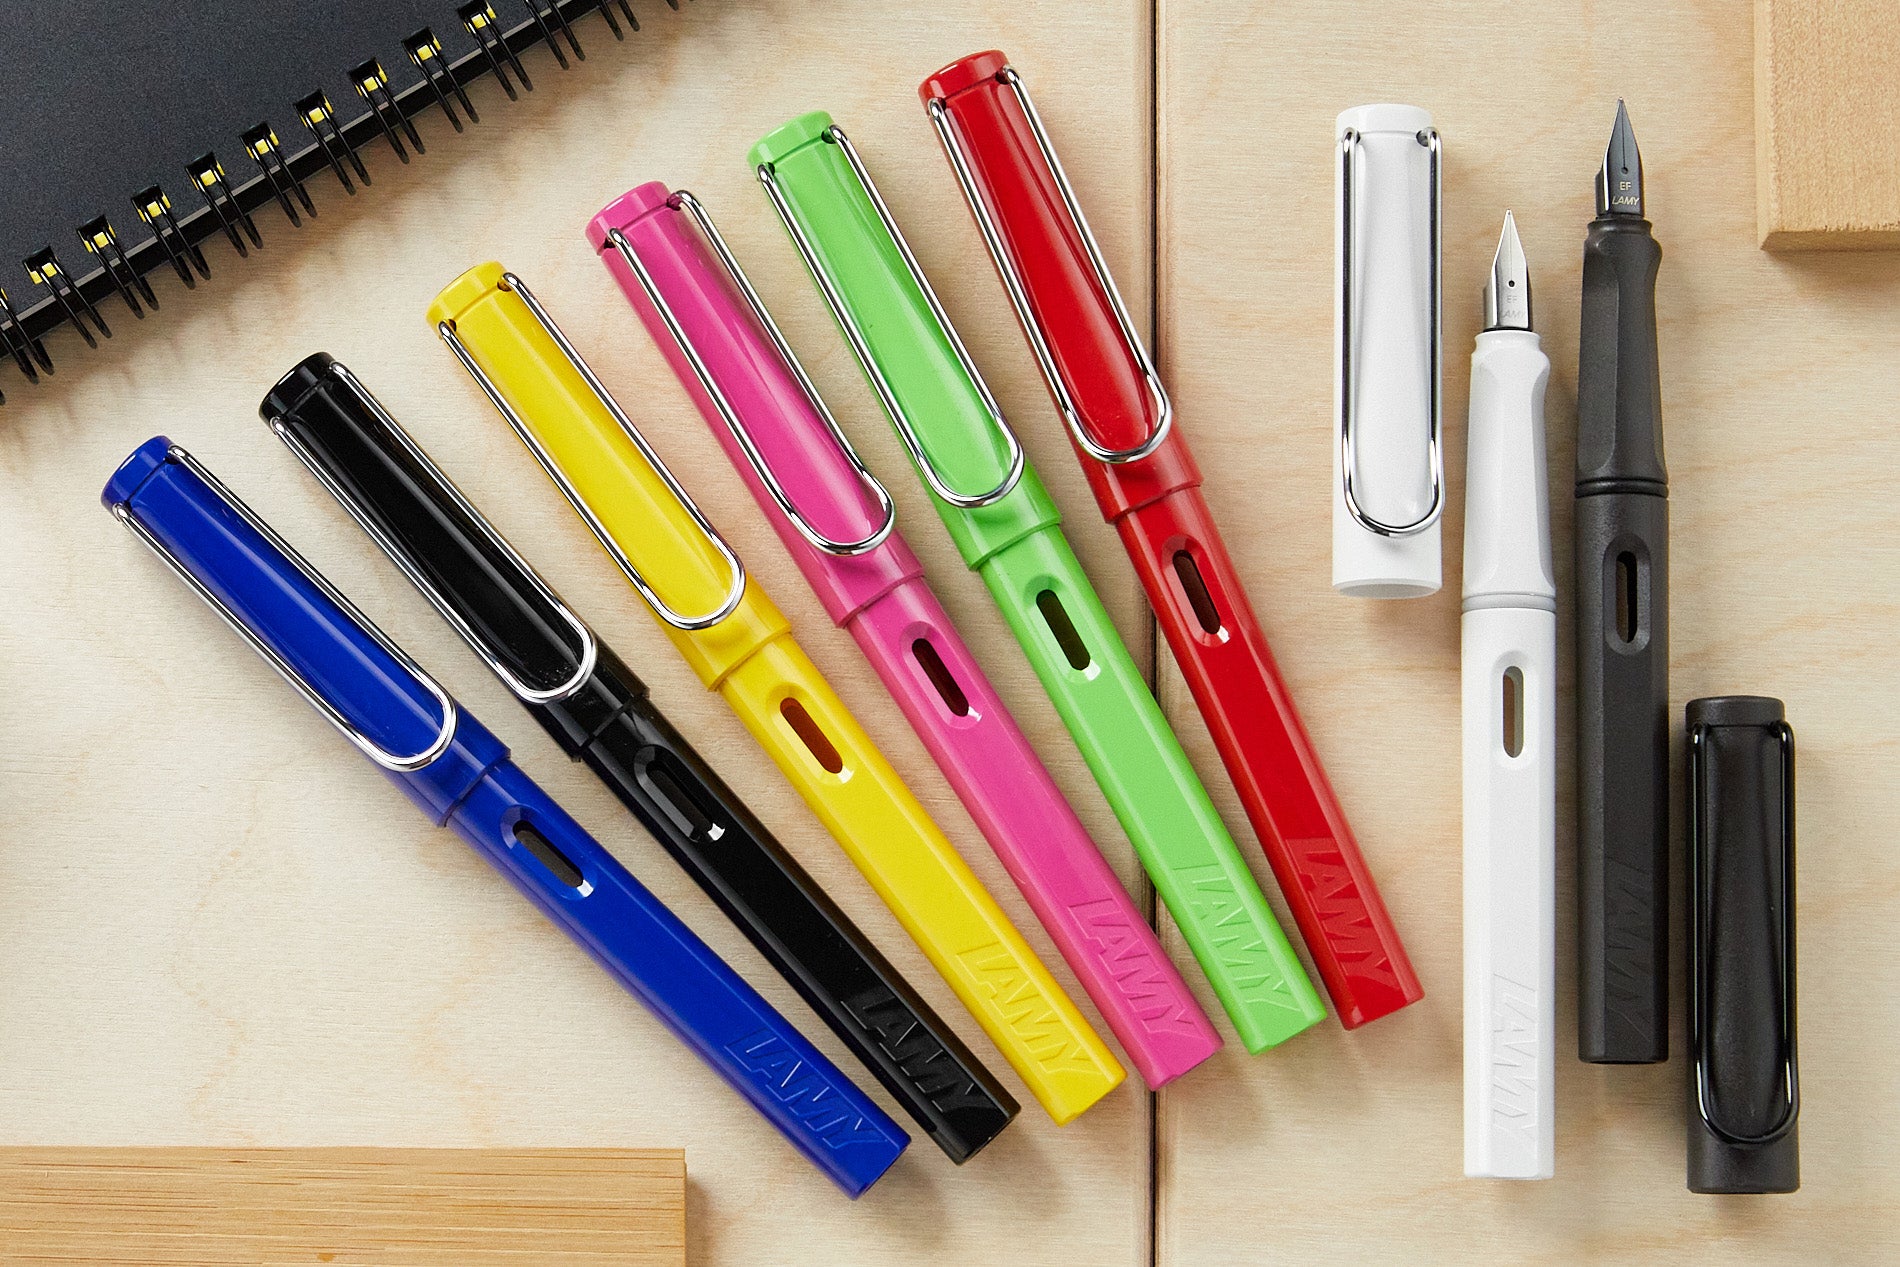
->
xmin=1462 ymin=211 xmax=1557 ymax=1180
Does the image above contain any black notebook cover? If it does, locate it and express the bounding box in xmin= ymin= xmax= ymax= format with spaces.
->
xmin=0 ymin=0 xmax=678 ymax=401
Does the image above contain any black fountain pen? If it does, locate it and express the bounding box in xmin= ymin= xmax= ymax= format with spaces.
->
xmin=262 ymin=353 xmax=1017 ymax=1162
xmin=1577 ymin=101 xmax=1670 ymax=1064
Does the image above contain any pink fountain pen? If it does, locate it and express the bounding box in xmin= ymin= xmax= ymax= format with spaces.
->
xmin=588 ymin=183 xmax=1220 ymax=1088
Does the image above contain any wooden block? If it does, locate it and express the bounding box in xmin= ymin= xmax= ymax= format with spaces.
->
xmin=0 ymin=1148 xmax=685 ymax=1265
xmin=1755 ymin=0 xmax=1900 ymax=249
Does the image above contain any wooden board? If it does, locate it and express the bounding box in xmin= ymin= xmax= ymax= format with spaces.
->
xmin=1154 ymin=0 xmax=1900 ymax=1260
xmin=0 ymin=1147 xmax=684 ymax=1264
xmin=0 ymin=3 xmax=1156 ymax=1264
xmin=1755 ymin=0 xmax=1900 ymax=249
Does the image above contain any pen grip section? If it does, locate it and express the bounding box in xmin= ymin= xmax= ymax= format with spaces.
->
xmin=719 ymin=634 xmax=1124 ymax=1123
xmin=1577 ymin=222 xmax=1665 ymax=488
xmin=1461 ymin=607 xmax=1557 ymax=1179
xmin=980 ymin=529 xmax=1324 ymax=1050
xmin=1575 ymin=492 xmax=1670 ymax=1063
xmin=449 ymin=761 xmax=908 ymax=1197
xmin=1122 ymin=494 xmax=1420 ymax=1028
xmin=579 ymin=698 xmax=1017 ymax=1162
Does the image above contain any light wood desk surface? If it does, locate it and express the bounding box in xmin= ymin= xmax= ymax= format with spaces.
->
xmin=0 ymin=1 xmax=1895 ymax=1262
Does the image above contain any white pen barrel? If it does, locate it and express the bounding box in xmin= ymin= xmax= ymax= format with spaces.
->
xmin=1462 ymin=322 xmax=1556 ymax=1180
xmin=1462 ymin=606 xmax=1557 ymax=1179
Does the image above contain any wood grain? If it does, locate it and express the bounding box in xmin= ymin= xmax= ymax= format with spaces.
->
xmin=0 ymin=1147 xmax=684 ymax=1264
xmin=0 ymin=3 xmax=1156 ymax=1264
xmin=1755 ymin=0 xmax=1900 ymax=249
xmin=1154 ymin=0 xmax=1900 ymax=1261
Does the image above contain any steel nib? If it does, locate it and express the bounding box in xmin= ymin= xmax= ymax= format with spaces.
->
xmin=1484 ymin=211 xmax=1532 ymax=332
xmin=1596 ymin=99 xmax=1644 ymax=217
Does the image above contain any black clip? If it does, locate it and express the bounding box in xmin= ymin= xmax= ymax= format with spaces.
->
xmin=24 ymin=247 xmax=109 ymax=346
xmin=352 ymin=59 xmax=424 ymax=162
xmin=460 ymin=3 xmax=531 ymax=97
xmin=524 ymin=2 xmax=582 ymax=66
xmin=78 ymin=217 xmax=157 ymax=317
xmin=189 ymin=154 xmax=261 ymax=256
xmin=1686 ymin=695 xmax=1800 ymax=1195
xmin=405 ymin=28 xmax=477 ymax=130
xmin=243 ymin=125 xmax=315 ymax=225
xmin=596 ymin=0 xmax=638 ymax=38
xmin=0 ymin=286 xmax=51 ymax=385
xmin=133 ymin=187 xmax=209 ymax=287
xmin=297 ymin=92 xmax=369 ymax=192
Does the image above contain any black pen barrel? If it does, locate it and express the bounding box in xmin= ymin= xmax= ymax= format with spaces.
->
xmin=1577 ymin=216 xmax=1670 ymax=1064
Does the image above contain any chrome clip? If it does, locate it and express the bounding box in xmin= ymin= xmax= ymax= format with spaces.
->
xmin=1337 ymin=125 xmax=1444 ymax=538
xmin=926 ymin=63 xmax=1171 ymax=465
xmin=266 ymin=362 xmax=600 ymax=704
xmin=111 ymin=443 xmax=458 ymax=772
xmin=756 ymin=124 xmax=1025 ymax=509
xmin=436 ymin=272 xmax=748 ymax=631
xmin=605 ymin=190 xmax=897 ymax=557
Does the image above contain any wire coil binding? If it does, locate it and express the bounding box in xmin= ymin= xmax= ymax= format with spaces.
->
xmin=3 ymin=0 xmax=684 ymax=403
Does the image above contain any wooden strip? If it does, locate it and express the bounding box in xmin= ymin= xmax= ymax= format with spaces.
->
xmin=1755 ymin=0 xmax=1900 ymax=249
xmin=0 ymin=1148 xmax=685 ymax=1265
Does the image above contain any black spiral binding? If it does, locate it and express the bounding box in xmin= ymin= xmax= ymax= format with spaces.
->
xmin=0 ymin=0 xmax=686 ymax=405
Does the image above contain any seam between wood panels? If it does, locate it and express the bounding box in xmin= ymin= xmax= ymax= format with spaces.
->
xmin=1143 ymin=0 xmax=1162 ymax=1265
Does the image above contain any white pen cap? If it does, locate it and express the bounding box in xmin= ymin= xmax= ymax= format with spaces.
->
xmin=1333 ymin=103 xmax=1442 ymax=598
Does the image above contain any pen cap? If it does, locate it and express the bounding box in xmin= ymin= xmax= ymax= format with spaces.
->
xmin=750 ymin=114 xmax=1066 ymax=571
xmin=921 ymin=53 xmax=1197 ymax=520
xmin=589 ymin=184 xmax=919 ymax=625
xmin=103 ymin=436 xmax=507 ymax=823
xmin=1333 ymin=104 xmax=1442 ymax=598
xmin=428 ymin=264 xmax=782 ymax=688
xmin=262 ymin=353 xmax=644 ymax=753
xmin=1686 ymin=695 xmax=1799 ymax=1194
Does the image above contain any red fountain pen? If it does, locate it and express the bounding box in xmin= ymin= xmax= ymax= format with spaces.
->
xmin=922 ymin=50 xmax=1421 ymax=1027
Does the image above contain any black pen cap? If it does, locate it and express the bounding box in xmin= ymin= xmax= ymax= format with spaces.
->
xmin=1686 ymin=695 xmax=1799 ymax=1194
xmin=261 ymin=353 xmax=644 ymax=752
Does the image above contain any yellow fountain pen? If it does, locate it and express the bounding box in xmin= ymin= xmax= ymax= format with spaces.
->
xmin=427 ymin=263 xmax=1122 ymax=1123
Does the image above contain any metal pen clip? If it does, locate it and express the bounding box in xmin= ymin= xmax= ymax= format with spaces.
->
xmin=756 ymin=125 xmax=1025 ymax=509
xmin=926 ymin=63 xmax=1171 ymax=466
xmin=1337 ymin=125 xmax=1444 ymax=538
xmin=112 ymin=443 xmax=458 ymax=772
xmin=1688 ymin=720 xmax=1800 ymax=1148
xmin=606 ymin=191 xmax=896 ymax=557
xmin=267 ymin=362 xmax=600 ymax=704
xmin=436 ymin=271 xmax=748 ymax=632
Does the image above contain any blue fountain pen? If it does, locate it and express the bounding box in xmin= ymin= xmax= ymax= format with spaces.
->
xmin=103 ymin=436 xmax=908 ymax=1197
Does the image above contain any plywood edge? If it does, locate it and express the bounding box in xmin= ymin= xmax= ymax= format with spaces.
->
xmin=0 ymin=1147 xmax=687 ymax=1265
xmin=1754 ymin=0 xmax=1900 ymax=251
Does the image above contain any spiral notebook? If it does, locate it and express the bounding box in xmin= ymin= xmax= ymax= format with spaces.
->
xmin=0 ymin=0 xmax=684 ymax=404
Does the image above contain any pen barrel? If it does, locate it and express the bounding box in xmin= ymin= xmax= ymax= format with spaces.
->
xmin=1461 ymin=606 xmax=1557 ymax=1180
xmin=847 ymin=578 xmax=1218 ymax=1087
xmin=980 ymin=527 xmax=1325 ymax=1050
xmin=1120 ymin=492 xmax=1420 ymax=1027
xmin=1686 ymin=697 xmax=1799 ymax=1195
xmin=449 ymin=761 xmax=908 ymax=1197
xmin=578 ymin=697 xmax=1017 ymax=1162
xmin=718 ymin=631 xmax=1125 ymax=1123
xmin=1578 ymin=219 xmax=1665 ymax=489
xmin=1575 ymin=490 xmax=1669 ymax=1062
